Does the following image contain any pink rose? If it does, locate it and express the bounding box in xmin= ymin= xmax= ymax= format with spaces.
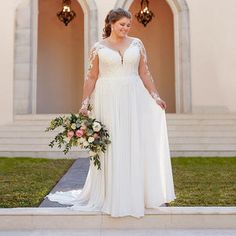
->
xmin=76 ymin=129 xmax=84 ymax=138
xmin=67 ymin=131 xmax=74 ymax=139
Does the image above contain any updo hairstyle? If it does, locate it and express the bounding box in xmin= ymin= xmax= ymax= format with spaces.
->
xmin=102 ymin=8 xmax=132 ymax=39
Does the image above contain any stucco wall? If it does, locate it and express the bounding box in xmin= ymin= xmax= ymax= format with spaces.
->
xmin=186 ymin=0 xmax=236 ymax=113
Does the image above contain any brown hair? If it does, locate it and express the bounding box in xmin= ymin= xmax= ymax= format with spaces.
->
xmin=102 ymin=8 xmax=132 ymax=39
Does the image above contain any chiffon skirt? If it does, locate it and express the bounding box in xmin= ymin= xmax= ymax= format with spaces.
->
xmin=46 ymin=75 xmax=176 ymax=218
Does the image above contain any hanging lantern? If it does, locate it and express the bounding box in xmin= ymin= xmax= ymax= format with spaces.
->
xmin=135 ymin=0 xmax=155 ymax=27
xmin=57 ymin=0 xmax=76 ymax=26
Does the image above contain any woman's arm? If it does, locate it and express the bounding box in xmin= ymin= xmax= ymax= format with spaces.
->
xmin=138 ymin=39 xmax=166 ymax=110
xmin=79 ymin=43 xmax=99 ymax=115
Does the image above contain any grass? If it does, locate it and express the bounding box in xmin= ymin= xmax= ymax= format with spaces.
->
xmin=0 ymin=157 xmax=235 ymax=208
xmin=169 ymin=157 xmax=236 ymax=206
xmin=0 ymin=157 xmax=75 ymax=208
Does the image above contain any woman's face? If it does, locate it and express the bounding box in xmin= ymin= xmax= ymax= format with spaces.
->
xmin=112 ymin=17 xmax=132 ymax=38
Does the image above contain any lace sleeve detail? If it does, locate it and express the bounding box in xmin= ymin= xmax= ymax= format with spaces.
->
xmin=137 ymin=38 xmax=161 ymax=102
xmin=80 ymin=42 xmax=100 ymax=110
xmin=137 ymin=39 xmax=154 ymax=83
xmin=85 ymin=42 xmax=100 ymax=81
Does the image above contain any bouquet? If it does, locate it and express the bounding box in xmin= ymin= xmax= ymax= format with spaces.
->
xmin=45 ymin=104 xmax=111 ymax=170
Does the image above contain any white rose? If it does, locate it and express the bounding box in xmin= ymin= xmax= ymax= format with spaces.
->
xmin=83 ymin=141 xmax=89 ymax=147
xmin=89 ymin=150 xmax=97 ymax=156
xmin=71 ymin=123 xmax=76 ymax=130
xmin=79 ymin=137 xmax=85 ymax=143
xmin=88 ymin=137 xmax=95 ymax=143
xmin=92 ymin=121 xmax=101 ymax=132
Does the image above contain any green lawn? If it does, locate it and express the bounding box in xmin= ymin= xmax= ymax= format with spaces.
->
xmin=169 ymin=157 xmax=236 ymax=206
xmin=0 ymin=157 xmax=75 ymax=208
xmin=0 ymin=157 xmax=235 ymax=208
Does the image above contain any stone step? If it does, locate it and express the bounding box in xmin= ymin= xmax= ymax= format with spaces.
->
xmin=0 ymin=143 xmax=235 ymax=152
xmin=167 ymin=120 xmax=236 ymax=125
xmin=1 ymin=124 xmax=236 ymax=131
xmin=1 ymin=229 xmax=236 ymax=236
xmin=167 ymin=125 xmax=236 ymax=131
xmin=12 ymin=114 xmax=236 ymax=125
xmin=14 ymin=114 xmax=69 ymax=120
xmin=0 ymin=151 xmax=86 ymax=158
xmin=14 ymin=113 xmax=236 ymax=120
xmin=0 ymin=114 xmax=235 ymax=158
xmin=12 ymin=119 xmax=236 ymax=125
xmin=168 ymin=131 xmax=236 ymax=137
xmin=171 ymin=150 xmax=236 ymax=157
xmin=0 ymin=126 xmax=56 ymax=131
xmin=0 ymin=137 xmax=235 ymax=145
xmin=169 ymin=137 xmax=236 ymax=144
xmin=170 ymin=144 xmax=236 ymax=151
xmin=1 ymin=150 xmax=235 ymax=158
xmin=1 ymin=130 xmax=236 ymax=138
xmin=0 ymin=131 xmax=57 ymax=138
xmin=0 ymin=144 xmax=86 ymax=152
xmin=0 ymin=207 xmax=235 ymax=230
xmin=166 ymin=113 xmax=236 ymax=118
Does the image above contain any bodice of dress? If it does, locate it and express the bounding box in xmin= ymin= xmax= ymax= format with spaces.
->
xmin=90 ymin=38 xmax=151 ymax=78
xmin=80 ymin=37 xmax=160 ymax=110
xmin=94 ymin=38 xmax=141 ymax=78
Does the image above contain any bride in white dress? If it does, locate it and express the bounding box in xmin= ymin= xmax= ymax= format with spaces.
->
xmin=46 ymin=8 xmax=176 ymax=218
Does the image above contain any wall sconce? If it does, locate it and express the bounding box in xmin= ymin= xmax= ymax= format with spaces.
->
xmin=135 ymin=0 xmax=155 ymax=27
xmin=57 ymin=0 xmax=76 ymax=26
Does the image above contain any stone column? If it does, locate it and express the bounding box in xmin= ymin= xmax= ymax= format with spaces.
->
xmin=14 ymin=0 xmax=32 ymax=114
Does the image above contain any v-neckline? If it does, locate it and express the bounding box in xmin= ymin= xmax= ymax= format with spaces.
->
xmin=99 ymin=38 xmax=136 ymax=58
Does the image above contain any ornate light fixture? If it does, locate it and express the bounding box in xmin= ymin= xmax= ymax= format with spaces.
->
xmin=135 ymin=0 xmax=155 ymax=27
xmin=57 ymin=0 xmax=76 ymax=26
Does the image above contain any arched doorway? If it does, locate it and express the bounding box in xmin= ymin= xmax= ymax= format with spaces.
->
xmin=37 ymin=0 xmax=84 ymax=113
xmin=115 ymin=0 xmax=192 ymax=113
xmin=129 ymin=0 xmax=175 ymax=113
xmin=13 ymin=0 xmax=98 ymax=115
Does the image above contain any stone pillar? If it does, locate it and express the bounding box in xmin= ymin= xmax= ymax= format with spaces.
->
xmin=14 ymin=0 xmax=32 ymax=114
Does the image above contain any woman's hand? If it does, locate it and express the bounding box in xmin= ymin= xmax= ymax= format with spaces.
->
xmin=79 ymin=97 xmax=90 ymax=116
xmin=150 ymin=92 xmax=166 ymax=110
xmin=156 ymin=98 xmax=167 ymax=110
xmin=79 ymin=107 xmax=89 ymax=116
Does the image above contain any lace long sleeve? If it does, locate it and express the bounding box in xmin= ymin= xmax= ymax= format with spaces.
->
xmin=137 ymin=39 xmax=161 ymax=103
xmin=80 ymin=42 xmax=99 ymax=110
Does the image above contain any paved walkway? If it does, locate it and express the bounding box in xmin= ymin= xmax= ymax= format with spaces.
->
xmin=40 ymin=158 xmax=90 ymax=207
xmin=1 ymin=229 xmax=236 ymax=236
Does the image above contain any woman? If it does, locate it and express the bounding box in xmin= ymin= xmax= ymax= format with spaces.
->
xmin=46 ymin=8 xmax=176 ymax=218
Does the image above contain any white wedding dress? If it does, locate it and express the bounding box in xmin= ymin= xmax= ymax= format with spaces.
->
xmin=45 ymin=37 xmax=176 ymax=218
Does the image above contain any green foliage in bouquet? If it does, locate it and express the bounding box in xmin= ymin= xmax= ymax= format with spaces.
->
xmin=45 ymin=104 xmax=111 ymax=170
